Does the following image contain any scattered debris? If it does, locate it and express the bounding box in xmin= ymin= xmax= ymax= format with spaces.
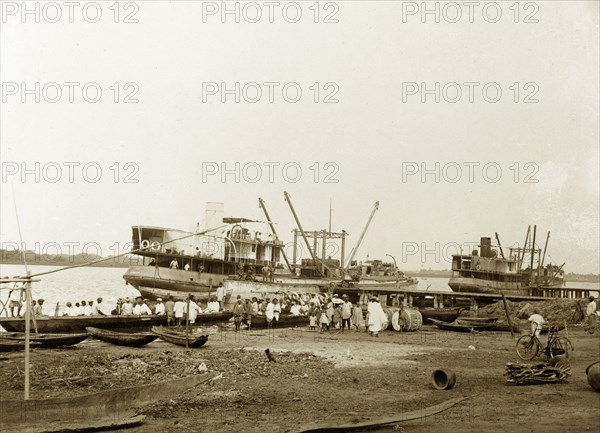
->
xmin=505 ymin=361 xmax=571 ymax=385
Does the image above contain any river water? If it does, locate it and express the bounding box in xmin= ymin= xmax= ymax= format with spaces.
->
xmin=1 ymin=264 xmax=598 ymax=317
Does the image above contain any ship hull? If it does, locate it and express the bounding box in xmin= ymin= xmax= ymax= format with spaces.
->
xmin=448 ymin=276 xmax=563 ymax=296
xmin=124 ymin=266 xmax=228 ymax=300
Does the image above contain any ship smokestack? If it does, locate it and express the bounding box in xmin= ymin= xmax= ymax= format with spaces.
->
xmin=480 ymin=237 xmax=492 ymax=258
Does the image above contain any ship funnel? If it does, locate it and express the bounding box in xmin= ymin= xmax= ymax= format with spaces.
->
xmin=205 ymin=202 xmax=224 ymax=232
xmin=480 ymin=237 xmax=492 ymax=258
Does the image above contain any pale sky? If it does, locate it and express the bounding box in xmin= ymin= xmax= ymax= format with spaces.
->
xmin=1 ymin=1 xmax=598 ymax=273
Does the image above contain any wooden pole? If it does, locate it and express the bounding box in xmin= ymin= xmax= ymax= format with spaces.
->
xmin=529 ymin=225 xmax=537 ymax=280
xmin=185 ymin=296 xmax=190 ymax=349
xmin=518 ymin=226 xmax=530 ymax=272
xmin=258 ymin=198 xmax=293 ymax=272
xmin=24 ymin=272 xmax=31 ymax=400
xmin=540 ymin=231 xmax=550 ymax=268
xmin=345 ymin=202 xmax=379 ymax=270
xmin=501 ymin=293 xmax=515 ymax=339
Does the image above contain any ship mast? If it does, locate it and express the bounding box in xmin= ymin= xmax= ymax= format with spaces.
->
xmin=530 ymin=225 xmax=537 ymax=283
xmin=518 ymin=225 xmax=530 ymax=272
xmin=494 ymin=232 xmax=505 ymax=259
xmin=345 ymin=201 xmax=379 ymax=270
xmin=283 ymin=191 xmax=324 ymax=277
xmin=258 ymin=198 xmax=293 ymax=272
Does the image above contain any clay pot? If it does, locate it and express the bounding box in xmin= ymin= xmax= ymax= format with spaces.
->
xmin=432 ymin=369 xmax=456 ymax=390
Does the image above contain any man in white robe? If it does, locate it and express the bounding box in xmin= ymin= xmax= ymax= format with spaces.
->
xmin=367 ymin=298 xmax=387 ymax=337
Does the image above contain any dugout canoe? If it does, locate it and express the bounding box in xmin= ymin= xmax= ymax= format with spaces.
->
xmin=86 ymin=327 xmax=159 ymax=347
xmin=0 ymin=332 xmax=88 ymax=348
xmin=419 ymin=307 xmax=463 ymax=324
xmin=151 ymin=326 xmax=209 ymax=348
xmin=249 ymin=313 xmax=310 ymax=329
xmin=0 ymin=339 xmax=42 ymax=352
xmin=0 ymin=374 xmax=212 ymax=433
xmin=429 ymin=318 xmax=496 ymax=332
xmin=0 ymin=315 xmax=168 ymax=333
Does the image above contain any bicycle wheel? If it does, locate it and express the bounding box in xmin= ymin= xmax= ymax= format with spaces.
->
xmin=550 ymin=337 xmax=573 ymax=359
xmin=516 ymin=334 xmax=540 ymax=360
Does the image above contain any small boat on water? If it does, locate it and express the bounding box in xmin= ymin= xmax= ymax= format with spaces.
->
xmin=429 ymin=318 xmax=496 ymax=333
xmin=86 ymin=327 xmax=159 ymax=347
xmin=0 ymin=339 xmax=42 ymax=352
xmin=151 ymin=326 xmax=209 ymax=348
xmin=419 ymin=307 xmax=463 ymax=324
xmin=0 ymin=332 xmax=88 ymax=348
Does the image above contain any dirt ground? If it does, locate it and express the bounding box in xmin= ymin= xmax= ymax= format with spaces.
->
xmin=1 ymin=324 xmax=599 ymax=433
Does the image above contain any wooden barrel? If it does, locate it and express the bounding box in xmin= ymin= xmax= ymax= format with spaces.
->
xmin=382 ymin=308 xmax=398 ymax=331
xmin=399 ymin=308 xmax=423 ymax=331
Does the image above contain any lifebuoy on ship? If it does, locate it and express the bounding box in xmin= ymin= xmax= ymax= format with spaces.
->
xmin=476 ymin=264 xmax=481 ymax=271
xmin=141 ymin=240 xmax=150 ymax=249
xmin=150 ymin=241 xmax=160 ymax=251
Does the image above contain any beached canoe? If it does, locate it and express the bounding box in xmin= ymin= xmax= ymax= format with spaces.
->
xmin=0 ymin=332 xmax=88 ymax=348
xmin=249 ymin=313 xmax=309 ymax=329
xmin=86 ymin=327 xmax=159 ymax=347
xmin=151 ymin=326 xmax=208 ymax=348
xmin=0 ymin=339 xmax=42 ymax=352
xmin=419 ymin=307 xmax=463 ymax=324
xmin=0 ymin=312 xmax=234 ymax=333
xmin=429 ymin=318 xmax=496 ymax=332
xmin=0 ymin=374 xmax=211 ymax=433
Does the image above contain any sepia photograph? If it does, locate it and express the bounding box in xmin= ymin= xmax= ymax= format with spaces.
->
xmin=0 ymin=1 xmax=599 ymax=432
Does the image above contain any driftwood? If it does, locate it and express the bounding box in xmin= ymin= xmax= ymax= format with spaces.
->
xmin=289 ymin=396 xmax=468 ymax=432
xmin=505 ymin=361 xmax=571 ymax=385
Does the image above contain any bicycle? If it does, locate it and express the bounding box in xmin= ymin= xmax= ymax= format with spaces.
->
xmin=516 ymin=324 xmax=574 ymax=361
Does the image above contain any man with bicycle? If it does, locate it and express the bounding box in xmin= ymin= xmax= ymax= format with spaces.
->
xmin=528 ymin=309 xmax=546 ymax=337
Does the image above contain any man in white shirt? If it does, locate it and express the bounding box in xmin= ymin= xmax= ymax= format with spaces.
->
xmin=154 ymin=298 xmax=165 ymax=315
xmin=133 ymin=299 xmax=152 ymax=315
xmin=64 ymin=302 xmax=77 ymax=316
xmin=290 ymin=301 xmax=301 ymax=316
xmin=91 ymin=297 xmax=107 ymax=315
xmin=216 ymin=283 xmax=225 ymax=310
xmin=174 ymin=299 xmax=185 ymax=326
xmin=265 ymin=298 xmax=275 ymax=328
xmin=184 ymin=263 xmax=190 ymax=271
xmin=528 ymin=310 xmax=546 ymax=337
xmin=82 ymin=301 xmax=92 ymax=316
xmin=184 ymin=295 xmax=201 ymax=324
xmin=121 ymin=298 xmax=134 ymax=316
xmin=170 ymin=259 xmax=179 ymax=269
xmin=8 ymin=288 xmax=23 ymax=317
xmin=586 ymin=296 xmax=597 ymax=333
xmin=205 ymin=297 xmax=220 ymax=313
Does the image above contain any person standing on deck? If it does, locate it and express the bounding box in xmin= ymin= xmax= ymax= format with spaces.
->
xmin=585 ymin=296 xmax=598 ymax=334
xmin=216 ymin=283 xmax=225 ymax=311
xmin=165 ymin=296 xmax=175 ymax=324
xmin=8 ymin=288 xmax=23 ymax=317
xmin=232 ymin=298 xmax=244 ymax=332
xmin=184 ymin=263 xmax=190 ymax=271
xmin=262 ymin=265 xmax=268 ymax=282
xmin=169 ymin=259 xmax=179 ymax=269
xmin=268 ymin=266 xmax=274 ymax=283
